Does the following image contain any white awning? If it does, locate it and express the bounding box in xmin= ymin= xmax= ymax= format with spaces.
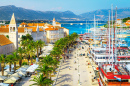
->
xmin=0 ymin=83 xmax=9 ymax=86
xmin=10 ymin=73 xmax=22 ymax=78
xmin=4 ymin=65 xmax=14 ymax=70
xmin=4 ymin=79 xmax=16 ymax=84
xmin=0 ymin=76 xmax=7 ymax=81
xmin=5 ymin=68 xmax=14 ymax=72
xmin=9 ymin=76 xmax=19 ymax=81
xmin=18 ymin=71 xmax=26 ymax=76
xmin=26 ymin=64 xmax=39 ymax=73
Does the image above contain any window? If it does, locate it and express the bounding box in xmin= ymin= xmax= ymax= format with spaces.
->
xmin=13 ymin=27 xmax=15 ymax=32
xmin=18 ymin=35 xmax=20 ymax=38
xmin=98 ymin=57 xmax=102 ymax=59
xmin=10 ymin=27 xmax=12 ymax=32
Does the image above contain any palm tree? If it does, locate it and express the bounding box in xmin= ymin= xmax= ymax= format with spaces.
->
xmin=50 ymin=47 xmax=62 ymax=61
xmin=21 ymin=40 xmax=27 ymax=49
xmin=30 ymin=74 xmax=53 ymax=86
xmin=38 ymin=40 xmax=45 ymax=54
xmin=36 ymin=64 xmax=53 ymax=78
xmin=40 ymin=56 xmax=58 ymax=79
xmin=26 ymin=34 xmax=33 ymax=40
xmin=21 ymin=34 xmax=33 ymax=49
xmin=6 ymin=55 xmax=13 ymax=72
xmin=17 ymin=47 xmax=24 ymax=67
xmin=12 ymin=52 xmax=19 ymax=72
xmin=35 ymin=40 xmax=40 ymax=60
xmin=48 ymin=67 xmax=54 ymax=80
xmin=73 ymin=32 xmax=79 ymax=39
xmin=21 ymin=34 xmax=33 ymax=42
xmin=51 ymin=58 xmax=59 ymax=75
xmin=41 ymin=55 xmax=54 ymax=66
xmin=34 ymin=40 xmax=45 ymax=60
xmin=0 ymin=54 xmax=6 ymax=76
xmin=27 ymin=42 xmax=35 ymax=64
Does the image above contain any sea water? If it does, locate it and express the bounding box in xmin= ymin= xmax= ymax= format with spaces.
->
xmin=61 ymin=21 xmax=106 ymax=34
xmin=60 ymin=21 xmax=130 ymax=47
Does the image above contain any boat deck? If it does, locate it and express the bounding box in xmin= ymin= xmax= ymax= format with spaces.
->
xmin=118 ymin=66 xmax=128 ymax=75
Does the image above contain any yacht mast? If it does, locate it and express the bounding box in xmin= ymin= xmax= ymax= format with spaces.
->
xmin=115 ymin=6 xmax=117 ymax=65
xmin=109 ymin=10 xmax=111 ymax=64
xmin=111 ymin=4 xmax=114 ymax=69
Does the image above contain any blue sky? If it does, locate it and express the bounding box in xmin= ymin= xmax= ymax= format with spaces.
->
xmin=0 ymin=0 xmax=130 ymax=14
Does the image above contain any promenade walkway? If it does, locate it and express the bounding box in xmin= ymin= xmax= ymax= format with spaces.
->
xmin=55 ymin=43 xmax=99 ymax=86
xmin=14 ymin=42 xmax=99 ymax=86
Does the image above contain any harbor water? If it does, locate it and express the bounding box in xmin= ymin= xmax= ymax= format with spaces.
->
xmin=60 ymin=21 xmax=130 ymax=47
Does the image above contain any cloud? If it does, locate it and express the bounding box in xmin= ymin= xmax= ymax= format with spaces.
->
xmin=51 ymin=7 xmax=62 ymax=11
xmin=96 ymin=15 xmax=104 ymax=17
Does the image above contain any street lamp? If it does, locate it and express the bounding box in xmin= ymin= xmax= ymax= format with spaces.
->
xmin=78 ymin=73 xmax=80 ymax=84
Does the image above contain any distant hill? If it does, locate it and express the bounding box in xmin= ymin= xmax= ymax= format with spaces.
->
xmin=79 ymin=8 xmax=130 ymax=21
xmin=0 ymin=5 xmax=79 ymax=20
xmin=0 ymin=5 xmax=130 ymax=21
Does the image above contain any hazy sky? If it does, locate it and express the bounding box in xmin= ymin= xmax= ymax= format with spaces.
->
xmin=0 ymin=0 xmax=129 ymax=14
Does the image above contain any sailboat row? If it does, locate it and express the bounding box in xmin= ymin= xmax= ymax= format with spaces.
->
xmin=80 ymin=5 xmax=130 ymax=86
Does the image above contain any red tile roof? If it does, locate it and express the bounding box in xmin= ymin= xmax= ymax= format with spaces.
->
xmin=45 ymin=27 xmax=58 ymax=31
xmin=0 ymin=35 xmax=13 ymax=46
xmin=0 ymin=27 xmax=9 ymax=33
xmin=0 ymin=27 xmax=43 ymax=33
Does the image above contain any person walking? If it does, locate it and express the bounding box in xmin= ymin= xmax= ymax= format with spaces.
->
xmin=69 ymin=66 xmax=71 ymax=70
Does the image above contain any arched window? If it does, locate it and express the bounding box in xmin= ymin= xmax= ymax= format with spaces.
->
xmin=10 ymin=27 xmax=12 ymax=32
xmin=13 ymin=27 xmax=15 ymax=32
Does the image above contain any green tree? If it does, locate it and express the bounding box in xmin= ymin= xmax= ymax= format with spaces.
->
xmin=27 ymin=41 xmax=36 ymax=64
xmin=38 ymin=40 xmax=45 ymax=54
xmin=30 ymin=74 xmax=53 ymax=86
xmin=35 ymin=40 xmax=44 ymax=60
xmin=6 ymin=35 xmax=9 ymax=38
xmin=41 ymin=55 xmax=54 ymax=66
xmin=50 ymin=47 xmax=62 ymax=61
xmin=51 ymin=58 xmax=59 ymax=75
xmin=12 ymin=52 xmax=19 ymax=72
xmin=17 ymin=47 xmax=24 ymax=67
xmin=6 ymin=55 xmax=13 ymax=72
xmin=21 ymin=34 xmax=33 ymax=42
xmin=35 ymin=40 xmax=40 ymax=60
xmin=0 ymin=54 xmax=6 ymax=76
xmin=37 ymin=64 xmax=53 ymax=78
xmin=123 ymin=17 xmax=130 ymax=22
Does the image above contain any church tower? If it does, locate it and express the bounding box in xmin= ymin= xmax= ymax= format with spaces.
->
xmin=36 ymin=24 xmax=39 ymax=33
xmin=53 ymin=18 xmax=56 ymax=26
xmin=9 ymin=13 xmax=18 ymax=50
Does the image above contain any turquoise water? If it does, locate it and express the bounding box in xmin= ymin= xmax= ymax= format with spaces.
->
xmin=61 ymin=21 xmax=106 ymax=34
xmin=60 ymin=21 xmax=130 ymax=47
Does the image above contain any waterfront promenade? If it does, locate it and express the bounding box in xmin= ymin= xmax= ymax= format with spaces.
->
xmin=55 ymin=43 xmax=98 ymax=86
xmin=14 ymin=42 xmax=98 ymax=86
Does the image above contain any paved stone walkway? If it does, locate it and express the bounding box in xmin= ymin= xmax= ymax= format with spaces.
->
xmin=55 ymin=43 xmax=99 ymax=86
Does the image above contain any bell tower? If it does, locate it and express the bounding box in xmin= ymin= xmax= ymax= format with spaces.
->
xmin=9 ymin=13 xmax=18 ymax=50
xmin=53 ymin=18 xmax=56 ymax=26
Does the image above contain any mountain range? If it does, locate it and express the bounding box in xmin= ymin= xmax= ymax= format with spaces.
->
xmin=0 ymin=5 xmax=130 ymax=21
xmin=80 ymin=8 xmax=130 ymax=21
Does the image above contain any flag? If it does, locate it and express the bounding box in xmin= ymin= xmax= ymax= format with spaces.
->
xmin=114 ymin=76 xmax=121 ymax=81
